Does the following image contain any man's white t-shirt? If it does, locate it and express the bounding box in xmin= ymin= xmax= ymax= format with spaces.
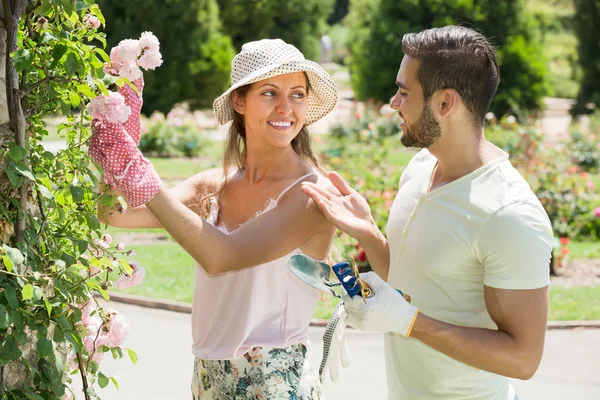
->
xmin=385 ymin=148 xmax=552 ymax=399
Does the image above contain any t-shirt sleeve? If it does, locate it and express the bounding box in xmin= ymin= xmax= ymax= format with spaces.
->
xmin=476 ymin=201 xmax=553 ymax=289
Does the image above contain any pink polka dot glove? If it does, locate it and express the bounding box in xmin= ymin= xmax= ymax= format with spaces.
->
xmin=89 ymin=119 xmax=161 ymax=208
xmin=118 ymin=77 xmax=144 ymax=145
xmin=88 ymin=76 xmax=160 ymax=207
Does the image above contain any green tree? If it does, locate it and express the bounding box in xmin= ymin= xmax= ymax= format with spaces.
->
xmin=98 ymin=0 xmax=235 ymax=113
xmin=217 ymin=0 xmax=335 ymax=60
xmin=572 ymin=0 xmax=600 ymax=115
xmin=346 ymin=0 xmax=549 ymax=118
xmin=1 ymin=1 xmax=141 ymax=398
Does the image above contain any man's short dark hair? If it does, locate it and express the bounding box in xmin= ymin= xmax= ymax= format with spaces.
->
xmin=402 ymin=25 xmax=500 ymax=126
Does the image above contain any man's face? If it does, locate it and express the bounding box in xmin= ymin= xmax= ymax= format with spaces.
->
xmin=390 ymin=56 xmax=441 ymax=149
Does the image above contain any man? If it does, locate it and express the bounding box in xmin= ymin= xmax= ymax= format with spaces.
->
xmin=303 ymin=25 xmax=552 ymax=399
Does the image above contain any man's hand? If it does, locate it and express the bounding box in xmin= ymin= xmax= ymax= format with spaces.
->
xmin=343 ymin=272 xmax=418 ymax=337
xmin=301 ymin=171 xmax=377 ymax=242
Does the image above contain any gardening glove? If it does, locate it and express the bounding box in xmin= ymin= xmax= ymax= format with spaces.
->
xmin=343 ymin=272 xmax=418 ymax=337
xmin=117 ymin=77 xmax=144 ymax=145
xmin=89 ymin=118 xmax=161 ymax=207
xmin=319 ymin=302 xmax=351 ymax=383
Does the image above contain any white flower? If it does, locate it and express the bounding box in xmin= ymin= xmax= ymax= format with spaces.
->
xmin=116 ymin=39 xmax=141 ymax=62
xmin=485 ymin=112 xmax=495 ymax=121
xmin=506 ymin=115 xmax=517 ymax=125
xmin=137 ymin=50 xmax=163 ymax=70
xmin=120 ymin=61 xmax=143 ymax=81
xmin=139 ymin=32 xmax=160 ymax=53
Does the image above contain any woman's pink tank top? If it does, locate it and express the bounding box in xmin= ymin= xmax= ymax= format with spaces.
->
xmin=191 ymin=172 xmax=321 ymax=359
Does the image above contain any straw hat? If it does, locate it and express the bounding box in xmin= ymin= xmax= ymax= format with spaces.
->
xmin=213 ymin=39 xmax=338 ymax=126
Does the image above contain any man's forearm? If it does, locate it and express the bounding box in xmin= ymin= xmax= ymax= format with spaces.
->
xmin=411 ymin=313 xmax=542 ymax=380
xmin=358 ymin=224 xmax=390 ymax=280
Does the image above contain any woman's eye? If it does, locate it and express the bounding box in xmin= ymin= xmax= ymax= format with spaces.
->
xmin=399 ymin=91 xmax=408 ymax=97
xmin=262 ymin=91 xmax=275 ymax=97
xmin=292 ymin=92 xmax=306 ymax=99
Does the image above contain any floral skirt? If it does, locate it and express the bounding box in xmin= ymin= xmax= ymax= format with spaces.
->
xmin=191 ymin=344 xmax=324 ymax=400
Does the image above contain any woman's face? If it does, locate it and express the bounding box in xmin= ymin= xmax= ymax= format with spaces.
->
xmin=233 ymin=72 xmax=309 ymax=149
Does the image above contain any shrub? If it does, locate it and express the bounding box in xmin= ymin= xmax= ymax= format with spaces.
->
xmin=216 ymin=0 xmax=335 ymax=60
xmin=346 ymin=0 xmax=550 ymax=118
xmin=99 ymin=0 xmax=235 ymax=113
xmin=140 ymin=107 xmax=209 ymax=158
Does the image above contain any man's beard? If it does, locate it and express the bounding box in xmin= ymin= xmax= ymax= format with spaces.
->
xmin=400 ymin=104 xmax=442 ymax=148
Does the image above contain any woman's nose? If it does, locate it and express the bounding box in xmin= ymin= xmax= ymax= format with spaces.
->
xmin=276 ymin=97 xmax=293 ymax=115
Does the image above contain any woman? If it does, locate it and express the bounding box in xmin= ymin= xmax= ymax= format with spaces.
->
xmin=91 ymin=39 xmax=339 ymax=399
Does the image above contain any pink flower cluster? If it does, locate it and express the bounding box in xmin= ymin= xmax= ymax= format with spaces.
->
xmin=594 ymin=207 xmax=600 ymax=218
xmin=83 ymin=14 xmax=101 ymax=30
xmin=105 ymin=32 xmax=163 ymax=81
xmin=87 ymin=91 xmax=131 ymax=124
xmin=69 ymin=301 xmax=130 ymax=370
xmin=116 ymin=260 xmax=146 ymax=289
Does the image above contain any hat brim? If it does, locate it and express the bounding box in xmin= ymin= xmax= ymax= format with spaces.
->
xmin=213 ymin=60 xmax=338 ymax=126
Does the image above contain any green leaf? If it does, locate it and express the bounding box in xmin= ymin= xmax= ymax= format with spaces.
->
xmin=119 ymin=259 xmax=133 ymax=276
xmin=98 ymin=372 xmax=109 ymax=388
xmin=33 ymin=286 xmax=43 ymax=301
xmin=76 ymin=240 xmax=89 ymax=255
xmin=21 ymin=284 xmax=34 ymax=300
xmin=3 ymin=245 xmax=24 ymax=266
xmin=36 ymin=337 xmax=53 ymax=358
xmin=0 ymin=305 xmax=10 ymax=329
xmin=13 ymin=162 xmax=35 ymax=181
xmin=98 ymin=288 xmax=110 ymax=301
xmin=61 ymin=0 xmax=74 ymax=14
xmin=44 ymin=299 xmax=52 ymax=317
xmin=66 ymin=53 xmax=78 ymax=76
xmin=13 ymin=49 xmax=32 ymax=71
xmin=70 ymin=185 xmax=84 ymax=203
xmin=40 ymin=32 xmax=57 ymax=44
xmin=53 ymin=325 xmax=65 ymax=343
xmin=2 ymin=256 xmax=13 ymax=272
xmin=57 ymin=315 xmax=72 ymax=332
xmin=77 ymin=84 xmax=96 ymax=98
xmin=110 ymin=376 xmax=120 ymax=389
xmin=4 ymin=286 xmax=18 ymax=309
xmin=1 ymin=336 xmax=22 ymax=360
xmin=65 ymin=330 xmax=82 ymax=353
xmin=8 ymin=142 xmax=26 ymax=161
xmin=51 ymin=45 xmax=68 ymax=67
xmin=100 ymin=194 xmax=115 ymax=207
xmin=126 ymin=348 xmax=137 ymax=365
xmin=110 ymin=347 xmax=123 ymax=359
xmin=37 ymin=184 xmax=53 ymax=199
xmin=4 ymin=166 xmax=19 ymax=187
xmin=13 ymin=329 xmax=27 ymax=346
xmin=68 ymin=91 xmax=81 ymax=108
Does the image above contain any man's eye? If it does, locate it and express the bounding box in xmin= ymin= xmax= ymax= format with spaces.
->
xmin=399 ymin=91 xmax=408 ymax=97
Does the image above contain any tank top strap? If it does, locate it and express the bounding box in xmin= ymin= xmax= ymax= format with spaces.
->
xmin=216 ymin=169 xmax=239 ymax=191
xmin=275 ymin=172 xmax=318 ymax=204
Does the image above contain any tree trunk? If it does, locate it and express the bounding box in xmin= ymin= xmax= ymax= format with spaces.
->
xmin=0 ymin=2 xmax=47 ymax=392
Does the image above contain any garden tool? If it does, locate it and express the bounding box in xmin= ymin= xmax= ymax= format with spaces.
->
xmin=286 ymin=254 xmax=411 ymax=302
xmin=288 ymin=254 xmax=411 ymax=382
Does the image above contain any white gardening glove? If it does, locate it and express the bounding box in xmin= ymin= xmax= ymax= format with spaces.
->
xmin=343 ymin=272 xmax=418 ymax=337
xmin=319 ymin=302 xmax=351 ymax=383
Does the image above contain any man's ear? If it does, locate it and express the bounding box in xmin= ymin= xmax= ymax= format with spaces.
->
xmin=231 ymin=91 xmax=245 ymax=115
xmin=438 ymin=89 xmax=458 ymax=118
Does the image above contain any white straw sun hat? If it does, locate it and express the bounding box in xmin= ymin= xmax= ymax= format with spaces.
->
xmin=213 ymin=39 xmax=338 ymax=126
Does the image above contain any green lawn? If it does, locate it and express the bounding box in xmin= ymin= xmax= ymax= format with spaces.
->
xmin=549 ymin=285 xmax=600 ymax=321
xmin=111 ymin=239 xmax=600 ymax=321
xmin=112 ymin=243 xmax=196 ymax=303
xmin=566 ymin=240 xmax=600 ymax=259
